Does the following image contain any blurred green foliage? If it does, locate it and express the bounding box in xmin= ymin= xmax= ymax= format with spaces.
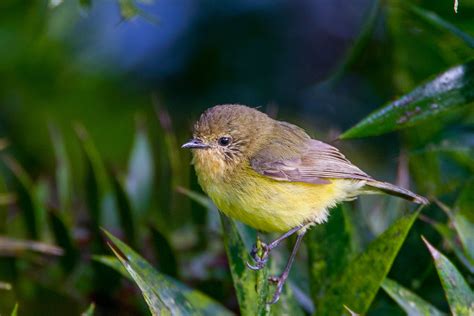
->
xmin=0 ymin=0 xmax=473 ymax=315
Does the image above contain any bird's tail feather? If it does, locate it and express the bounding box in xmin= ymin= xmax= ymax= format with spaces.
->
xmin=362 ymin=181 xmax=429 ymax=205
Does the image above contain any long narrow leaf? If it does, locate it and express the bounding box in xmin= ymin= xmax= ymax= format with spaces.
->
xmin=422 ymin=237 xmax=474 ymax=315
xmin=75 ymin=124 xmax=110 ymax=229
xmin=2 ymin=155 xmax=46 ymax=239
xmin=104 ymin=230 xmax=232 ymax=315
xmin=81 ymin=303 xmax=95 ymax=316
xmin=111 ymin=173 xmax=137 ymax=248
xmin=126 ymin=121 xmax=154 ymax=218
xmin=219 ymin=214 xmax=270 ymax=316
xmin=94 ymin=255 xmax=233 ymax=316
xmin=454 ymin=178 xmax=474 ymax=260
xmin=317 ymin=209 xmax=421 ymax=315
xmin=341 ymin=60 xmax=474 ymax=139
xmin=409 ymin=5 xmax=474 ymax=49
xmin=49 ymin=211 xmax=79 ymax=272
xmin=308 ymin=205 xmax=353 ymax=304
xmin=49 ymin=123 xmax=73 ymax=215
xmin=382 ymin=278 xmax=446 ymax=315
xmin=105 ymin=231 xmax=194 ymax=315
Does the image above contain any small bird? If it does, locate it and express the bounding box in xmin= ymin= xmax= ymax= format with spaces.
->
xmin=182 ymin=104 xmax=427 ymax=304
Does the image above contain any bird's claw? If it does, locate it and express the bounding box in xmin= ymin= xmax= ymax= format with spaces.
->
xmin=245 ymin=260 xmax=266 ymax=271
xmin=247 ymin=242 xmax=270 ymax=270
xmin=267 ymin=276 xmax=284 ymax=304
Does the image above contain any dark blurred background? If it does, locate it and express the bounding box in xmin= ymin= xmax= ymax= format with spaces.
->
xmin=1 ymin=0 xmax=472 ymax=170
xmin=0 ymin=0 xmax=473 ymax=315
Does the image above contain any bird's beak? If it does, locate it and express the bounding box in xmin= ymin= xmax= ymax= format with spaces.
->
xmin=181 ymin=138 xmax=210 ymax=149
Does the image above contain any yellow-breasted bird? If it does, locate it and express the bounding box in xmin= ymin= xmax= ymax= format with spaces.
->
xmin=182 ymin=104 xmax=428 ymax=304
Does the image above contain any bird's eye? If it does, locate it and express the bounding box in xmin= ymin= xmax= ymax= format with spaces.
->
xmin=218 ymin=136 xmax=232 ymax=146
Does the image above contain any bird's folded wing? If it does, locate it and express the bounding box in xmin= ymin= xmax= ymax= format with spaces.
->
xmin=250 ymin=139 xmax=372 ymax=185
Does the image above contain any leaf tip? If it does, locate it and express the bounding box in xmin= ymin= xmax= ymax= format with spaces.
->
xmin=421 ymin=235 xmax=440 ymax=260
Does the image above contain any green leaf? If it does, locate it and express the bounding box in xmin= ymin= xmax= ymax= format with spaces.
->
xmin=341 ymin=60 xmax=474 ymax=139
xmin=409 ymin=5 xmax=474 ymax=49
xmin=49 ymin=211 xmax=79 ymax=272
xmin=453 ymin=179 xmax=474 ymax=264
xmin=93 ymin=255 xmax=129 ymax=278
xmin=308 ymin=205 xmax=353 ymax=305
xmin=104 ymin=230 xmax=232 ymax=315
xmin=382 ymin=278 xmax=446 ymax=315
xmin=2 ymin=155 xmax=46 ymax=239
xmin=420 ymin=215 xmax=474 ymax=273
xmin=75 ymin=124 xmax=110 ymax=230
xmin=49 ymin=124 xmax=73 ymax=215
xmin=177 ymin=187 xmax=216 ymax=211
xmin=126 ymin=121 xmax=154 ymax=218
xmin=81 ymin=303 xmax=95 ymax=316
xmin=180 ymin=188 xmax=267 ymax=313
xmin=150 ymin=226 xmax=178 ymax=278
xmin=219 ymin=214 xmax=270 ymax=316
xmin=0 ymin=174 xmax=14 ymax=233
xmin=422 ymin=237 xmax=474 ymax=315
xmin=111 ymin=173 xmax=137 ymax=248
xmin=317 ymin=209 xmax=421 ymax=315
xmin=95 ymin=255 xmax=233 ymax=315
xmin=10 ymin=303 xmax=18 ymax=316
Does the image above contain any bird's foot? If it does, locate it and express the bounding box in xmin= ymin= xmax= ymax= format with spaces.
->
xmin=267 ymin=275 xmax=285 ymax=304
xmin=246 ymin=240 xmax=270 ymax=271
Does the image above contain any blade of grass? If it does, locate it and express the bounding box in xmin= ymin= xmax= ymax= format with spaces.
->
xmin=2 ymin=155 xmax=46 ymax=239
xmin=149 ymin=226 xmax=178 ymax=278
xmin=420 ymin=214 xmax=474 ymax=273
xmin=382 ymin=278 xmax=446 ymax=315
xmin=49 ymin=211 xmax=79 ymax=272
xmin=10 ymin=303 xmax=18 ymax=316
xmin=422 ymin=237 xmax=474 ymax=315
xmin=317 ymin=209 xmax=421 ymax=315
xmin=94 ymin=255 xmax=233 ymax=315
xmin=81 ymin=303 xmax=95 ymax=316
xmin=75 ymin=124 xmax=110 ymax=230
xmin=453 ymin=178 xmax=474 ymax=261
xmin=49 ymin=123 xmax=73 ymax=216
xmin=341 ymin=60 xmax=474 ymax=139
xmin=308 ymin=204 xmax=353 ymax=305
xmin=104 ymin=230 xmax=232 ymax=315
xmin=111 ymin=173 xmax=137 ymax=249
xmin=409 ymin=5 xmax=474 ymax=49
xmin=126 ymin=118 xmax=154 ymax=219
xmin=219 ymin=214 xmax=270 ymax=316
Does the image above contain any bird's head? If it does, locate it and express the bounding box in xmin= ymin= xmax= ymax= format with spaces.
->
xmin=182 ymin=104 xmax=273 ymax=174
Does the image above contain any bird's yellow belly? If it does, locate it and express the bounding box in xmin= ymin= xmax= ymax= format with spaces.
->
xmin=204 ymin=171 xmax=357 ymax=233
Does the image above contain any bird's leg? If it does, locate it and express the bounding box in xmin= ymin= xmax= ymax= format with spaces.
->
xmin=267 ymin=230 xmax=306 ymax=305
xmin=246 ymin=225 xmax=303 ymax=271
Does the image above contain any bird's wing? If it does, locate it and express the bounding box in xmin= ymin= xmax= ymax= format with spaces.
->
xmin=250 ymin=139 xmax=372 ymax=185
